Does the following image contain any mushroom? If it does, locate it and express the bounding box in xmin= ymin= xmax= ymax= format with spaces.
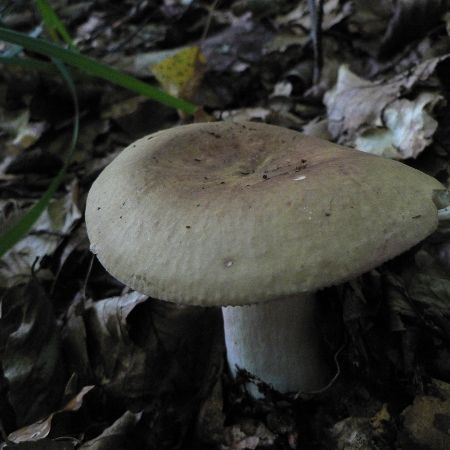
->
xmin=85 ymin=121 xmax=444 ymax=396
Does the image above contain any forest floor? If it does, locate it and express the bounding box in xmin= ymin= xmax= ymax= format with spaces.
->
xmin=1 ymin=1 xmax=450 ymax=449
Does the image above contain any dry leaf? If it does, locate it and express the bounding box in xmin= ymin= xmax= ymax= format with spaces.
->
xmin=325 ymin=57 xmax=449 ymax=158
xmin=151 ymin=46 xmax=206 ymax=101
xmin=0 ymin=280 xmax=65 ymax=426
xmin=355 ymin=91 xmax=443 ymax=158
xmin=79 ymin=411 xmax=141 ymax=450
xmin=7 ymin=386 xmax=94 ymax=443
xmin=0 ymin=183 xmax=82 ymax=288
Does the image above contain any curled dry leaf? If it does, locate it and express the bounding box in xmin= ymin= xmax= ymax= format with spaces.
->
xmin=7 ymin=386 xmax=94 ymax=443
xmin=324 ymin=56 xmax=449 ymax=158
xmin=355 ymin=91 xmax=443 ymax=159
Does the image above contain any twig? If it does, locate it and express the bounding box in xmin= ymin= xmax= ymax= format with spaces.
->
xmin=201 ymin=0 xmax=220 ymax=44
xmin=308 ymin=0 xmax=324 ymax=85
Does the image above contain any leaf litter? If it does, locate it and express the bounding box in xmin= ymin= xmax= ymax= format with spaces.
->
xmin=1 ymin=0 xmax=450 ymax=449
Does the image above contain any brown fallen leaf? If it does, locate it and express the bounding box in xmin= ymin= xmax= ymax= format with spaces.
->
xmin=6 ymin=386 xmax=94 ymax=443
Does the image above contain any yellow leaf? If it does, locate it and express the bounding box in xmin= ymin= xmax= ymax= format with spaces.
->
xmin=151 ymin=46 xmax=206 ymax=101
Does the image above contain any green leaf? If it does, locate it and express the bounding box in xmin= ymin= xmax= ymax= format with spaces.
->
xmin=0 ymin=27 xmax=197 ymax=114
xmin=36 ymin=0 xmax=75 ymax=48
xmin=0 ymin=59 xmax=79 ymax=258
xmin=0 ymin=55 xmax=56 ymax=73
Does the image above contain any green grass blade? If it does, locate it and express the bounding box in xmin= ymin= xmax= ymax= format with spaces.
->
xmin=0 ymin=59 xmax=79 ymax=258
xmin=36 ymin=0 xmax=75 ymax=48
xmin=0 ymin=27 xmax=197 ymax=114
xmin=0 ymin=55 xmax=56 ymax=72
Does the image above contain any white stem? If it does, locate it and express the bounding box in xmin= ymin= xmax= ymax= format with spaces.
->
xmin=222 ymin=294 xmax=329 ymax=397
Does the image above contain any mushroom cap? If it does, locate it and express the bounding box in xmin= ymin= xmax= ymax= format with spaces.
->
xmin=85 ymin=121 xmax=443 ymax=306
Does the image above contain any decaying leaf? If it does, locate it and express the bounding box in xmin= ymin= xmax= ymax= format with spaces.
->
xmin=0 ymin=183 xmax=82 ymax=288
xmin=378 ymin=0 xmax=446 ymax=59
xmin=202 ymin=17 xmax=272 ymax=72
xmin=196 ymin=377 xmax=225 ymax=445
xmin=79 ymin=411 xmax=141 ymax=450
xmin=0 ymin=280 xmax=65 ymax=426
xmin=347 ymin=0 xmax=392 ymax=40
xmin=355 ymin=91 xmax=443 ymax=158
xmin=0 ymin=109 xmax=46 ymax=152
xmin=1 ymin=1 xmax=450 ymax=448
xmin=347 ymin=0 xmax=445 ymax=60
xmin=74 ymin=292 xmax=221 ymax=401
xmin=7 ymin=386 xmax=94 ymax=443
xmin=82 ymin=292 xmax=153 ymax=399
xmin=330 ymin=416 xmax=373 ymax=450
xmin=222 ymin=419 xmax=276 ymax=450
xmin=274 ymin=0 xmax=351 ymax=32
xmin=325 ymin=56 xmax=449 ymax=158
xmin=151 ymin=46 xmax=206 ymax=101
xmin=399 ymin=396 xmax=450 ymax=450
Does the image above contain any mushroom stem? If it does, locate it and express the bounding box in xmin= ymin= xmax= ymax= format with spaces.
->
xmin=222 ymin=294 xmax=329 ymax=397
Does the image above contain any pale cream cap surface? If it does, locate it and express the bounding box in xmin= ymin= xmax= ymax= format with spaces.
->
xmin=85 ymin=121 xmax=443 ymax=306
